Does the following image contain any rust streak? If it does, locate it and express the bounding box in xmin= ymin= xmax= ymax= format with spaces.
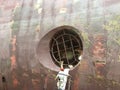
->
xmin=73 ymin=74 xmax=79 ymax=90
xmin=10 ymin=55 xmax=17 ymax=70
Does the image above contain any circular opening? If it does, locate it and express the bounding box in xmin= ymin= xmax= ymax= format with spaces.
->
xmin=50 ymin=29 xmax=83 ymax=68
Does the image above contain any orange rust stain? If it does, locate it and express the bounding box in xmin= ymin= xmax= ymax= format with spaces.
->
xmin=13 ymin=78 xmax=19 ymax=87
xmin=92 ymin=35 xmax=106 ymax=58
xmin=93 ymin=40 xmax=105 ymax=58
xmin=11 ymin=35 xmax=17 ymax=51
xmin=11 ymin=35 xmax=17 ymax=45
xmin=10 ymin=55 xmax=16 ymax=70
xmin=12 ymin=74 xmax=19 ymax=88
xmin=95 ymin=62 xmax=105 ymax=77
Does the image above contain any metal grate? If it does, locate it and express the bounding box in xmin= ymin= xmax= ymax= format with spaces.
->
xmin=50 ymin=29 xmax=83 ymax=68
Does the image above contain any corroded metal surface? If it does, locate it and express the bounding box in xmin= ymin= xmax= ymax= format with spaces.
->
xmin=0 ymin=0 xmax=120 ymax=90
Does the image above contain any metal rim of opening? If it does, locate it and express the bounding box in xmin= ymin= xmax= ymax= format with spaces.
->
xmin=50 ymin=29 xmax=83 ymax=68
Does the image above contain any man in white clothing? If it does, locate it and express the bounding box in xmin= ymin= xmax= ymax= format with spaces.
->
xmin=56 ymin=61 xmax=72 ymax=90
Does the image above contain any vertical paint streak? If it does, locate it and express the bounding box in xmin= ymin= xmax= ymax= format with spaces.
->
xmin=10 ymin=1 xmax=25 ymax=89
xmin=73 ymin=74 xmax=79 ymax=90
xmin=11 ymin=35 xmax=16 ymax=51
xmin=51 ymin=0 xmax=56 ymax=26
xmin=40 ymin=0 xmax=44 ymax=32
xmin=25 ymin=0 xmax=34 ymax=34
xmin=102 ymin=0 xmax=108 ymax=64
xmin=44 ymin=75 xmax=48 ymax=90
xmin=68 ymin=0 xmax=73 ymax=24
xmin=12 ymin=73 xmax=19 ymax=88
xmin=87 ymin=0 xmax=91 ymax=25
xmin=10 ymin=35 xmax=17 ymax=70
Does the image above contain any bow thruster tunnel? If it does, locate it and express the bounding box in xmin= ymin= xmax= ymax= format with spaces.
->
xmin=37 ymin=26 xmax=83 ymax=71
xmin=50 ymin=29 xmax=83 ymax=68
